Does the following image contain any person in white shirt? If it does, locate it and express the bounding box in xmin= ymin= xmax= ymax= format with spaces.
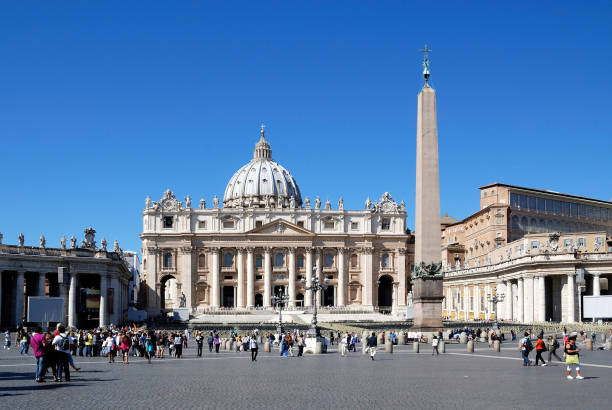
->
xmin=432 ymin=335 xmax=439 ymax=356
xmin=52 ymin=325 xmax=72 ymax=382
xmin=249 ymin=334 xmax=258 ymax=362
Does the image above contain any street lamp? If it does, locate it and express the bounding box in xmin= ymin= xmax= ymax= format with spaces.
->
xmin=301 ymin=265 xmax=329 ymax=338
xmin=486 ymin=287 xmax=505 ymax=330
xmin=271 ymin=288 xmax=290 ymax=334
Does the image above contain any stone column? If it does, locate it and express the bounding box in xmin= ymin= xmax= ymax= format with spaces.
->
xmin=536 ymin=275 xmax=546 ymax=322
xmin=15 ymin=270 xmax=25 ymax=326
xmin=0 ymin=271 xmax=3 ymax=324
xmin=566 ymin=273 xmax=576 ymax=323
xmin=246 ymin=247 xmax=254 ymax=308
xmin=305 ymin=248 xmax=313 ymax=307
xmin=38 ymin=272 xmax=47 ymax=297
xmin=363 ymin=247 xmax=374 ymax=307
xmin=148 ymin=247 xmax=160 ymax=314
xmin=181 ymin=246 xmax=193 ymax=309
xmin=337 ymin=247 xmax=345 ymax=306
xmin=236 ymin=248 xmax=245 ymax=308
xmin=99 ymin=274 xmax=108 ymax=327
xmin=112 ymin=276 xmax=120 ymax=325
xmin=211 ymin=248 xmax=220 ymax=308
xmin=68 ymin=273 xmax=77 ymax=328
xmin=484 ymin=283 xmax=490 ymax=318
xmin=523 ymin=275 xmax=534 ymax=323
xmin=593 ymin=273 xmax=601 ymax=296
xmin=496 ymin=281 xmax=505 ymax=321
xmin=288 ymin=247 xmax=296 ymax=307
xmin=474 ymin=284 xmax=480 ymax=319
xmin=517 ymin=276 xmax=524 ymax=323
xmin=264 ymin=247 xmax=272 ymax=308
xmin=397 ymin=248 xmax=407 ymax=307
xmin=505 ymin=280 xmax=513 ymax=321
xmin=315 ymin=249 xmax=322 ymax=307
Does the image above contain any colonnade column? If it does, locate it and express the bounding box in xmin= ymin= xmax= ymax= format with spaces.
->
xmin=592 ymin=273 xmax=601 ymax=296
xmin=211 ymin=248 xmax=220 ymax=308
xmin=496 ymin=280 xmax=505 ymax=321
xmin=566 ymin=273 xmax=576 ymax=323
xmin=474 ymin=284 xmax=480 ymax=319
xmin=38 ymin=272 xmax=47 ymax=297
xmin=263 ymin=247 xmax=272 ymax=308
xmin=363 ymin=247 xmax=374 ymax=307
xmin=288 ymin=247 xmax=296 ymax=307
xmin=305 ymin=248 xmax=313 ymax=307
xmin=112 ymin=276 xmax=120 ymax=325
xmin=15 ymin=270 xmax=25 ymax=326
xmin=236 ymin=248 xmax=245 ymax=308
xmin=181 ymin=246 xmax=193 ymax=309
xmin=397 ymin=248 xmax=407 ymax=307
xmin=337 ymin=248 xmax=345 ymax=307
xmin=536 ymin=275 xmax=546 ymax=322
xmin=99 ymin=274 xmax=108 ymax=327
xmin=517 ymin=276 xmax=524 ymax=323
xmin=524 ymin=275 xmax=535 ymax=322
xmin=68 ymin=272 xmax=77 ymax=328
xmin=505 ymin=280 xmax=513 ymax=321
xmin=246 ymin=248 xmax=254 ymax=308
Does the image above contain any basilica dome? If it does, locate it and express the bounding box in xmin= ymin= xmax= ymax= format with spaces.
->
xmin=223 ymin=128 xmax=302 ymax=208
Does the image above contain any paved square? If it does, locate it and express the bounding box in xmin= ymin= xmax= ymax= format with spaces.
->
xmin=1 ymin=341 xmax=611 ymax=409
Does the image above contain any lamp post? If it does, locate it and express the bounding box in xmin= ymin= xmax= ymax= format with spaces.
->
xmin=271 ymin=288 xmax=290 ymax=334
xmin=301 ymin=265 xmax=329 ymax=338
xmin=487 ymin=287 xmax=505 ymax=330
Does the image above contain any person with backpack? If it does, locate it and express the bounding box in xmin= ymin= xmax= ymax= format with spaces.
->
xmin=52 ymin=324 xmax=72 ymax=382
xmin=535 ymin=335 xmax=547 ymax=366
xmin=520 ymin=332 xmax=533 ymax=366
xmin=432 ymin=335 xmax=439 ymax=356
xmin=565 ymin=335 xmax=584 ymax=380
xmin=207 ymin=332 xmax=214 ymax=352
xmin=547 ymin=334 xmax=563 ymax=362
xmin=366 ymin=332 xmax=377 ymax=360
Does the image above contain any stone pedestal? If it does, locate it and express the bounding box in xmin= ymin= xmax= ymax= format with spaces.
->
xmin=459 ymin=332 xmax=468 ymax=344
xmin=439 ymin=340 xmax=445 ymax=353
xmin=493 ymin=340 xmax=501 ymax=352
xmin=398 ymin=332 xmax=406 ymax=345
xmin=585 ymin=339 xmax=593 ymax=351
xmin=467 ymin=340 xmax=474 ymax=353
xmin=412 ymin=277 xmax=444 ymax=332
xmin=263 ymin=341 xmax=271 ymax=352
xmin=304 ymin=337 xmax=325 ymax=354
xmin=385 ymin=341 xmax=393 ymax=353
xmin=173 ymin=308 xmax=190 ymax=321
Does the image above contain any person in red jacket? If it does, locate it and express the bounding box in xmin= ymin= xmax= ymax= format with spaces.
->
xmin=535 ymin=335 xmax=547 ymax=366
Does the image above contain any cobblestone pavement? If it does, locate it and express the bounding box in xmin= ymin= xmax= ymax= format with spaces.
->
xmin=1 ymin=341 xmax=611 ymax=409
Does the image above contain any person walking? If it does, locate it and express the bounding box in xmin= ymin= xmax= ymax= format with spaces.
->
xmin=280 ymin=336 xmax=289 ymax=357
xmin=52 ymin=325 xmax=71 ymax=382
xmin=145 ymin=332 xmax=154 ymax=364
xmin=535 ymin=335 xmax=547 ymax=366
xmin=297 ymin=334 xmax=304 ymax=357
xmin=432 ymin=335 xmax=439 ymax=356
xmin=547 ymin=334 xmax=563 ymax=362
xmin=214 ymin=335 xmax=220 ymax=353
xmin=565 ymin=336 xmax=583 ymax=380
xmin=521 ymin=332 xmax=533 ymax=366
xmin=121 ymin=333 xmax=131 ymax=364
xmin=249 ymin=334 xmax=258 ymax=362
xmin=174 ymin=333 xmax=183 ymax=359
xmin=207 ymin=332 xmax=214 ymax=352
xmin=195 ymin=332 xmax=203 ymax=357
xmin=341 ymin=334 xmax=348 ymax=356
xmin=30 ymin=327 xmax=46 ymax=383
xmin=366 ymin=332 xmax=377 ymax=360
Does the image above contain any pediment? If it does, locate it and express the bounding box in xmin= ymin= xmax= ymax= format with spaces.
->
xmin=247 ymin=219 xmax=315 ymax=236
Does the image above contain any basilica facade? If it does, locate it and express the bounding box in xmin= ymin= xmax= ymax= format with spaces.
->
xmin=140 ymin=129 xmax=413 ymax=316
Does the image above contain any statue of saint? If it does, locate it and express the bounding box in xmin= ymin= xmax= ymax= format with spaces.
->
xmin=101 ymin=238 xmax=107 ymax=251
xmin=324 ymin=199 xmax=331 ymax=210
xmin=213 ymin=195 xmax=219 ymax=208
xmin=179 ymin=292 xmax=187 ymax=308
xmin=18 ymin=233 xmax=24 ymax=247
xmin=40 ymin=235 xmax=46 ymax=248
xmin=185 ymin=195 xmax=191 ymax=208
xmin=199 ymin=197 xmax=206 ymax=209
xmin=113 ymin=240 xmax=120 ymax=253
xmin=400 ymin=200 xmax=405 ymax=212
xmin=338 ymin=197 xmax=344 ymax=210
xmin=365 ymin=197 xmax=372 ymax=210
xmin=304 ymin=197 xmax=311 ymax=209
xmin=60 ymin=236 xmax=66 ymax=249
xmin=289 ymin=196 xmax=296 ymax=208
xmin=70 ymin=235 xmax=77 ymax=249
xmin=145 ymin=196 xmax=151 ymax=209
xmin=315 ymin=197 xmax=321 ymax=210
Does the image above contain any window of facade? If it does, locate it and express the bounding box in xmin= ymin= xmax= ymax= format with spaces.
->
xmin=163 ymin=216 xmax=173 ymax=228
xmin=297 ymin=255 xmax=304 ymax=268
xmin=531 ymin=240 xmax=539 ymax=249
xmin=324 ymin=253 xmax=334 ymax=267
xmin=256 ymin=275 xmax=263 ymax=280
xmin=223 ymin=220 xmax=235 ymax=229
xmin=562 ymin=202 xmax=570 ymax=216
xmin=255 ymin=255 xmax=263 ymax=268
xmin=198 ymin=220 xmax=206 ymax=229
xmin=163 ymin=252 xmax=173 ymax=268
xmin=545 ymin=198 xmax=553 ymax=213
xmin=495 ymin=217 xmax=503 ymax=225
xmin=529 ymin=196 xmax=536 ymax=210
xmin=351 ymin=222 xmax=359 ymax=230
xmin=564 ymin=238 xmax=574 ymax=247
xmin=223 ymin=253 xmax=234 ymax=267
xmin=381 ymin=218 xmax=391 ymax=230
xmin=198 ymin=254 xmax=206 ymax=268
xmin=381 ymin=253 xmax=390 ymax=268
xmin=571 ymin=202 xmax=578 ymax=217
xmin=537 ymin=197 xmax=545 ymax=212
xmin=255 ymin=220 xmax=263 ymax=228
xmin=496 ymin=231 xmax=502 ymax=237
xmin=324 ymin=221 xmax=335 ymax=230
xmin=275 ymin=252 xmax=284 ymax=267
xmin=297 ymin=221 xmax=304 ymax=228
xmin=577 ymin=237 xmax=586 ymax=247
xmin=350 ymin=254 xmax=358 ymax=268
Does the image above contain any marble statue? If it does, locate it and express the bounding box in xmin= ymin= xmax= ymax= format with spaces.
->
xmin=338 ymin=197 xmax=344 ymax=210
xmin=179 ymin=292 xmax=187 ymax=308
xmin=70 ymin=235 xmax=77 ymax=249
xmin=213 ymin=195 xmax=219 ymax=208
xmin=315 ymin=197 xmax=321 ymax=210
xmin=18 ymin=233 xmax=24 ymax=247
xmin=199 ymin=197 xmax=206 ymax=209
xmin=365 ymin=197 xmax=372 ymax=210
xmin=60 ymin=236 xmax=66 ymax=249
xmin=324 ymin=199 xmax=331 ymax=210
xmin=304 ymin=196 xmax=311 ymax=209
xmin=289 ymin=196 xmax=296 ymax=208
xmin=113 ymin=240 xmax=120 ymax=253
xmin=101 ymin=238 xmax=107 ymax=251
xmin=145 ymin=195 xmax=151 ymax=209
xmin=40 ymin=235 xmax=46 ymax=248
xmin=185 ymin=195 xmax=191 ymax=208
xmin=400 ymin=200 xmax=405 ymax=212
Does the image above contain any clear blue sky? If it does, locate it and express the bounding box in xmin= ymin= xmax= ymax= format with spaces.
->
xmin=1 ymin=1 xmax=611 ymax=254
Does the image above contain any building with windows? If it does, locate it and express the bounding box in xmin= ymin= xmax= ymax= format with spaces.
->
xmin=440 ymin=183 xmax=612 ymax=322
xmin=140 ymin=129 xmax=414 ymax=317
xmin=0 ymin=228 xmax=132 ymax=329
xmin=122 ymin=251 xmax=141 ymax=308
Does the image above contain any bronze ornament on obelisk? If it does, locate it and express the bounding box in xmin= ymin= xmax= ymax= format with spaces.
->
xmin=412 ymin=45 xmax=444 ymax=332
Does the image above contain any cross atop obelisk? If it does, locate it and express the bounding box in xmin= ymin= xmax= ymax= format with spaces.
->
xmin=420 ymin=44 xmax=432 ymax=85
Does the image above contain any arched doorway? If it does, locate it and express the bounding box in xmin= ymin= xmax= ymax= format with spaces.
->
xmin=222 ymin=286 xmax=234 ymax=308
xmin=377 ymin=275 xmax=393 ymax=308
xmin=296 ymin=293 xmax=304 ymax=307
xmin=255 ymin=293 xmax=263 ymax=307
xmin=323 ymin=286 xmax=334 ymax=306
xmin=160 ymin=275 xmax=177 ymax=310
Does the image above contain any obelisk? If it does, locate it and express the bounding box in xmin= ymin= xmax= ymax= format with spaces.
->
xmin=412 ymin=45 xmax=444 ymax=332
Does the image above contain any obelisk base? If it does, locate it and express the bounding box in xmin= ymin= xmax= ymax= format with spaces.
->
xmin=412 ymin=277 xmax=444 ymax=332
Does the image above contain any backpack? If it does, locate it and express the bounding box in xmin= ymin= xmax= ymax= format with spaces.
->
xmin=522 ymin=338 xmax=532 ymax=352
xmin=552 ymin=339 xmax=559 ymax=349
xmin=61 ymin=336 xmax=70 ymax=351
